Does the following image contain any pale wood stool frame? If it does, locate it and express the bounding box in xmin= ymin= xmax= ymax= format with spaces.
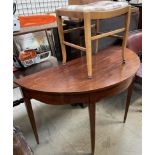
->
xmin=56 ymin=6 xmax=131 ymax=78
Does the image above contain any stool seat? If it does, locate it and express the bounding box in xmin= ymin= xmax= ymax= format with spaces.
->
xmin=59 ymin=1 xmax=128 ymax=12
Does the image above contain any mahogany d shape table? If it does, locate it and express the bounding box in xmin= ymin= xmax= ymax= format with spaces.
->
xmin=15 ymin=46 xmax=140 ymax=155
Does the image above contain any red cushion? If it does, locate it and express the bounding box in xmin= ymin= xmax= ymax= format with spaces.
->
xmin=136 ymin=63 xmax=142 ymax=78
xmin=127 ymin=31 xmax=142 ymax=54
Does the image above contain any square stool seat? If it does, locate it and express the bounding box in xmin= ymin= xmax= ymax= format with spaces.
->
xmin=60 ymin=1 xmax=128 ymax=12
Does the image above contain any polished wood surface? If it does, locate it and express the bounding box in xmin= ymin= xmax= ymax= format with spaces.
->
xmin=15 ymin=46 xmax=139 ymax=93
xmin=15 ymin=46 xmax=140 ymax=155
xmin=13 ymin=58 xmax=58 ymax=88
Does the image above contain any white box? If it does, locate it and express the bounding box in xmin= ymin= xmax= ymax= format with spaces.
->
xmin=13 ymin=17 xmax=20 ymax=32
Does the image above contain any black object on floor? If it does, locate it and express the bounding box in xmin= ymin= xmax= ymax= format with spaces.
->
xmin=13 ymin=98 xmax=24 ymax=107
xmin=71 ymin=103 xmax=87 ymax=108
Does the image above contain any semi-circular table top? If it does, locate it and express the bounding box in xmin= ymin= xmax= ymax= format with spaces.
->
xmin=15 ymin=46 xmax=140 ymax=94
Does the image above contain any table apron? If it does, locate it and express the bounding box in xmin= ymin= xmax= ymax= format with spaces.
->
xmin=21 ymin=76 xmax=134 ymax=105
xmin=21 ymin=89 xmax=89 ymax=105
xmin=90 ymin=76 xmax=134 ymax=103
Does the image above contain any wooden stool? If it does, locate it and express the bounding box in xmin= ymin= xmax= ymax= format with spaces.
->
xmin=56 ymin=1 xmax=131 ymax=78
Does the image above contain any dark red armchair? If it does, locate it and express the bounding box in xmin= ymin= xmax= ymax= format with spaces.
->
xmin=127 ymin=31 xmax=142 ymax=82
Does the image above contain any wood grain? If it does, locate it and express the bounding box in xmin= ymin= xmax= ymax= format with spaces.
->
xmin=91 ymin=28 xmax=125 ymax=41
xmin=56 ymin=15 xmax=67 ymax=64
xmin=84 ymin=12 xmax=93 ymax=78
xmin=15 ymin=46 xmax=140 ymax=94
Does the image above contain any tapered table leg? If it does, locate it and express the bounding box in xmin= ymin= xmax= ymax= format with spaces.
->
xmin=24 ymin=97 xmax=39 ymax=144
xmin=88 ymin=102 xmax=96 ymax=155
xmin=123 ymin=80 xmax=134 ymax=123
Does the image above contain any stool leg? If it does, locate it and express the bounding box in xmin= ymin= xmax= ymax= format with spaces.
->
xmin=122 ymin=6 xmax=131 ymax=64
xmin=95 ymin=19 xmax=99 ymax=53
xmin=122 ymin=28 xmax=128 ymax=63
xmin=56 ymin=14 xmax=67 ymax=64
xmin=88 ymin=102 xmax=96 ymax=155
xmin=122 ymin=40 xmax=127 ymax=64
xmin=84 ymin=12 xmax=92 ymax=78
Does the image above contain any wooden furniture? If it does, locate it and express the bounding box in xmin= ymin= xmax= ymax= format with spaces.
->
xmin=63 ymin=7 xmax=140 ymax=61
xmin=15 ymin=46 xmax=140 ymax=155
xmin=56 ymin=1 xmax=131 ymax=78
xmin=13 ymin=57 xmax=58 ymax=87
xmin=13 ymin=57 xmax=58 ymax=108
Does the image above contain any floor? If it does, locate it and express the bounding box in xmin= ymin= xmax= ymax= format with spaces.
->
xmin=13 ymin=83 xmax=142 ymax=155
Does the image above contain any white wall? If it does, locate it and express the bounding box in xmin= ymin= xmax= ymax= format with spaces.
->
xmin=13 ymin=0 xmax=68 ymax=16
